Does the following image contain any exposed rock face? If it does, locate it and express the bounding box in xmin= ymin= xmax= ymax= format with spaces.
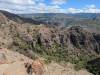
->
xmin=32 ymin=58 xmax=45 ymax=75
xmin=0 ymin=48 xmax=34 ymax=75
xmin=0 ymin=17 xmax=99 ymax=58
xmin=0 ymin=10 xmax=100 ymax=55
xmin=0 ymin=48 xmax=47 ymax=75
xmin=44 ymin=62 xmax=93 ymax=75
xmin=68 ymin=26 xmax=100 ymax=53
xmin=0 ymin=10 xmax=100 ymax=75
xmin=35 ymin=26 xmax=100 ymax=54
xmin=0 ymin=48 xmax=92 ymax=75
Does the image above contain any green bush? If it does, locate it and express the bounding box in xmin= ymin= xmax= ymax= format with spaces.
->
xmin=86 ymin=58 xmax=100 ymax=75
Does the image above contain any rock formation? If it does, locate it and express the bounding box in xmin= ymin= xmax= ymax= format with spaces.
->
xmin=0 ymin=48 xmax=92 ymax=75
xmin=0 ymin=10 xmax=100 ymax=75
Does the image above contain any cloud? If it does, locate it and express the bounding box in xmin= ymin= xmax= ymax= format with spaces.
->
xmin=84 ymin=5 xmax=100 ymax=13
xmin=46 ymin=5 xmax=62 ymax=13
xmin=67 ymin=8 xmax=83 ymax=13
xmin=29 ymin=3 xmax=64 ymax=13
xmin=0 ymin=0 xmax=100 ymax=14
xmin=0 ymin=0 xmax=36 ymax=13
xmin=0 ymin=0 xmax=65 ymax=13
xmin=66 ymin=5 xmax=100 ymax=13
xmin=0 ymin=0 xmax=35 ymax=5
xmin=52 ymin=0 xmax=67 ymax=5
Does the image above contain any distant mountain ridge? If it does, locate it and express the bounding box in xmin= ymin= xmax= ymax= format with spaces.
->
xmin=0 ymin=10 xmax=100 ymax=29
xmin=19 ymin=13 xmax=100 ymax=19
xmin=19 ymin=13 xmax=100 ymax=30
xmin=0 ymin=10 xmax=44 ymax=24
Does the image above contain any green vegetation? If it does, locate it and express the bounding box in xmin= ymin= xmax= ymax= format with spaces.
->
xmin=10 ymin=25 xmax=99 ymax=74
xmin=31 ymin=42 xmax=97 ymax=71
xmin=12 ymin=36 xmax=97 ymax=71
xmin=86 ymin=58 xmax=100 ymax=75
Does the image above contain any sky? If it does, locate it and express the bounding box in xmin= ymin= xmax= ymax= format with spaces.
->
xmin=0 ymin=0 xmax=100 ymax=13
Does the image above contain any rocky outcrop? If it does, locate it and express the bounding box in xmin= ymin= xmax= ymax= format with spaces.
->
xmin=0 ymin=10 xmax=99 ymax=75
xmin=0 ymin=48 xmax=92 ymax=75
xmin=44 ymin=62 xmax=93 ymax=75
xmin=34 ymin=26 xmax=100 ymax=54
xmin=0 ymin=48 xmax=48 ymax=75
xmin=68 ymin=26 xmax=100 ymax=53
xmin=0 ymin=48 xmax=34 ymax=75
xmin=0 ymin=10 xmax=100 ymax=55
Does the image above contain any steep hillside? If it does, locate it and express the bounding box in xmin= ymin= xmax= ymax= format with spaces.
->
xmin=0 ymin=10 xmax=43 ymax=25
xmin=0 ymin=48 xmax=93 ymax=75
xmin=0 ymin=10 xmax=100 ymax=75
